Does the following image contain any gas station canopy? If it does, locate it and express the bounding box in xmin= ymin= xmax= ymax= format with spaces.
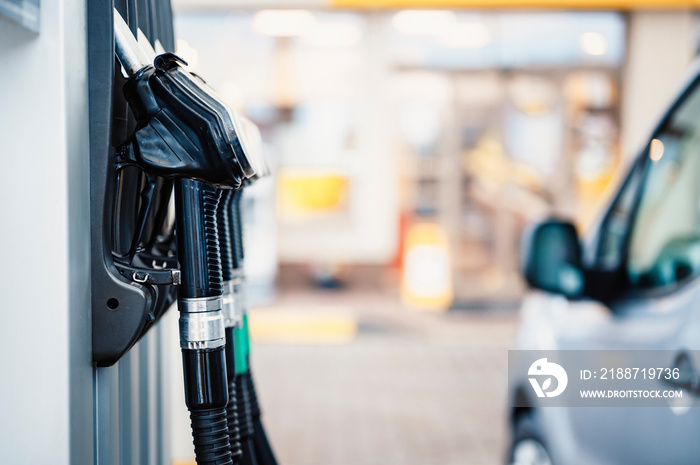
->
xmin=173 ymin=0 xmax=700 ymax=10
xmin=331 ymin=0 xmax=700 ymax=9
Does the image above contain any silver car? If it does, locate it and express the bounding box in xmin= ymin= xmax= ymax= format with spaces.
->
xmin=508 ymin=61 xmax=700 ymax=465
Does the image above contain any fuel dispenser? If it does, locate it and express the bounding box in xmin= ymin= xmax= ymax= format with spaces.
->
xmin=87 ymin=3 xmax=278 ymax=464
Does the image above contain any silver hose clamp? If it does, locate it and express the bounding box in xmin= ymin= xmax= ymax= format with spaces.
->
xmin=178 ymin=296 xmax=225 ymax=349
xmin=178 ymin=295 xmax=221 ymax=313
xmin=222 ymin=280 xmax=242 ymax=328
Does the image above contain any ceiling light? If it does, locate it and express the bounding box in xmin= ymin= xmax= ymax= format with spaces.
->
xmin=302 ymin=22 xmax=362 ymax=48
xmin=392 ymin=10 xmax=456 ymax=36
xmin=438 ymin=22 xmax=491 ymax=49
xmin=252 ymin=10 xmax=316 ymax=37
xmin=580 ymin=32 xmax=607 ymax=56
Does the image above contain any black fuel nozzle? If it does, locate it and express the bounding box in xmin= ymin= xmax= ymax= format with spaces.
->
xmin=113 ymin=9 xmax=261 ymax=465
xmin=114 ymin=11 xmax=255 ymax=188
xmin=117 ymin=54 xmax=253 ymax=188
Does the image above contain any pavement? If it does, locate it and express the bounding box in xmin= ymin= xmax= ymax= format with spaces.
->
xmin=249 ymin=288 xmax=519 ymax=465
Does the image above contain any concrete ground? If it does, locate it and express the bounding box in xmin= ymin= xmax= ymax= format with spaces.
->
xmin=249 ymin=288 xmax=519 ymax=465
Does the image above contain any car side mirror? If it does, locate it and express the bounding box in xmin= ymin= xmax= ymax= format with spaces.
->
xmin=522 ymin=219 xmax=585 ymax=298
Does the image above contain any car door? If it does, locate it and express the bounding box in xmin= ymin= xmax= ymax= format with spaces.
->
xmin=518 ymin=68 xmax=700 ymax=465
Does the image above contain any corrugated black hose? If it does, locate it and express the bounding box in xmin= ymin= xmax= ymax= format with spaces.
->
xmin=218 ymin=188 xmax=244 ymax=464
xmin=175 ymin=179 xmax=233 ymax=465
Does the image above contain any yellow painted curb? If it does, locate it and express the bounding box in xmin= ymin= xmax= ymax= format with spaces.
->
xmin=248 ymin=307 xmax=358 ymax=345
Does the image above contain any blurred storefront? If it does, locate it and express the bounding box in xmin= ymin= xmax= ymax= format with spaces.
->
xmin=173 ymin=4 xmax=697 ymax=310
xmin=386 ymin=11 xmax=625 ymax=307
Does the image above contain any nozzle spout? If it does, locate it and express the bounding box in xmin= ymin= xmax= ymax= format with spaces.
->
xmin=114 ymin=8 xmax=150 ymax=76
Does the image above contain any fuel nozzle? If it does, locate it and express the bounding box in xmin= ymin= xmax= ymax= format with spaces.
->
xmin=113 ymin=9 xmax=260 ymax=465
xmin=114 ymin=10 xmax=254 ymax=188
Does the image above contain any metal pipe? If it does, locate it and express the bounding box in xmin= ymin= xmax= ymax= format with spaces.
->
xmin=113 ymin=8 xmax=149 ymax=77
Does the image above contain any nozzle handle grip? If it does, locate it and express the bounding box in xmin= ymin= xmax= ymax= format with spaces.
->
xmin=175 ymin=179 xmax=224 ymax=299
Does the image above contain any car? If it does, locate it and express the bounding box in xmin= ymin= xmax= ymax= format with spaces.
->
xmin=508 ymin=59 xmax=700 ymax=465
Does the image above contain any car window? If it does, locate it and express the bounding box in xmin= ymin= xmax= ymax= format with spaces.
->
xmin=626 ymin=84 xmax=700 ymax=289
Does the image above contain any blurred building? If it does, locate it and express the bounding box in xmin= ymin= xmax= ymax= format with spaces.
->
xmin=172 ymin=2 xmax=699 ymax=310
